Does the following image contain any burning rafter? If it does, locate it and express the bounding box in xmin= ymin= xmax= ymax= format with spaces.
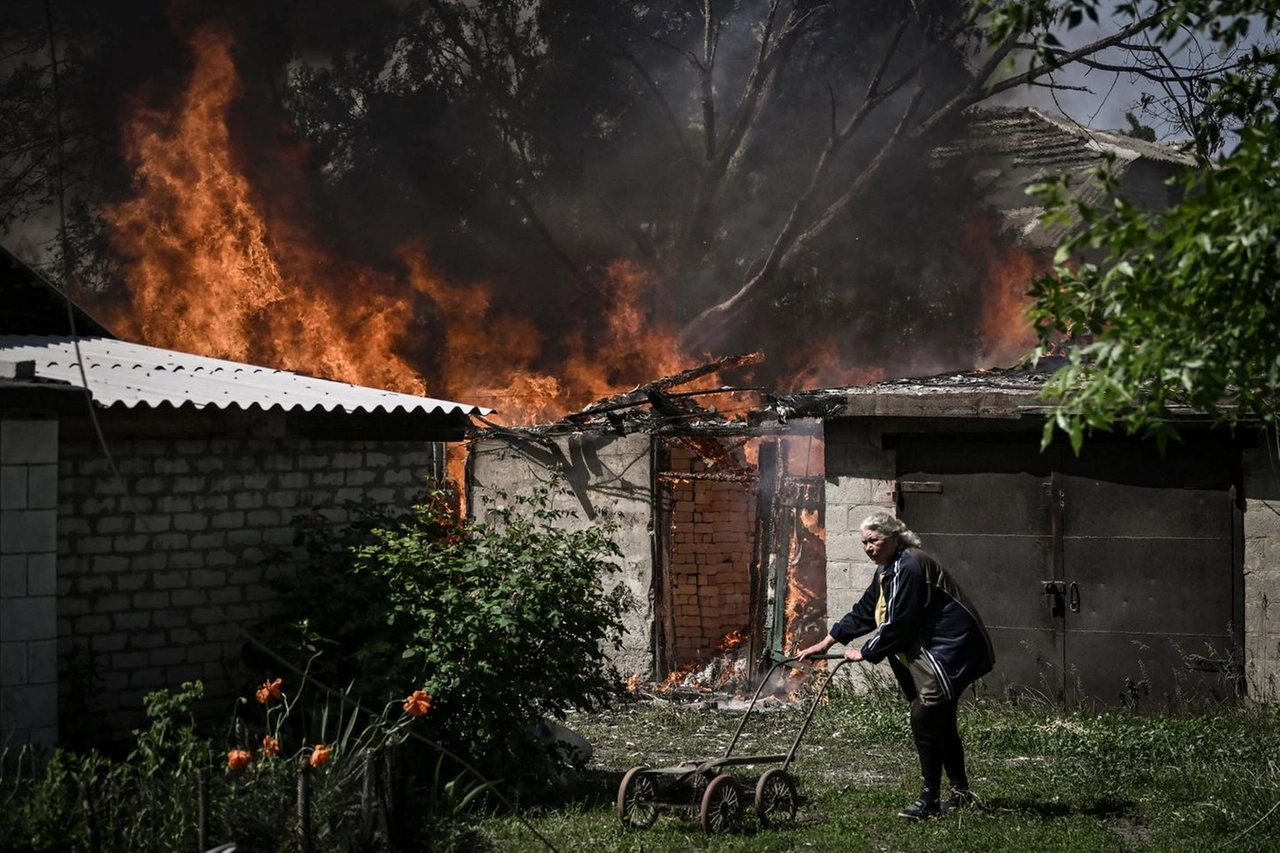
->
xmin=471 ymin=351 xmax=769 ymax=441
xmin=564 ymin=351 xmax=764 ymax=423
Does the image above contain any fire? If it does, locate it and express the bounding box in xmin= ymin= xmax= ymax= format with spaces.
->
xmin=94 ymin=24 xmax=699 ymax=426
xmin=964 ymin=211 xmax=1046 ymax=368
xmin=409 ymin=255 xmax=689 ymax=424
xmin=782 ymin=505 xmax=828 ymax=654
xmin=104 ymin=26 xmax=428 ymax=396
xmin=652 ymin=627 xmax=752 ymax=693
xmin=85 ymin=23 xmax=1053 ymax=433
xmin=780 ymin=338 xmax=885 ymax=391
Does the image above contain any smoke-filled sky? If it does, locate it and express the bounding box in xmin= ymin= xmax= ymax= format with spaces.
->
xmin=1 ymin=1 xmax=1174 ymax=420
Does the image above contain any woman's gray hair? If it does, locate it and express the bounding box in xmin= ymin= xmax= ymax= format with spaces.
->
xmin=860 ymin=511 xmax=922 ymax=548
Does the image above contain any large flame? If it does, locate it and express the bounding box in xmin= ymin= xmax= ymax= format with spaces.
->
xmin=97 ymin=25 xmax=693 ymax=424
xmin=93 ymin=25 xmax=1040 ymax=424
xmin=105 ymin=27 xmax=428 ymax=395
xmin=965 ymin=211 xmax=1046 ymax=368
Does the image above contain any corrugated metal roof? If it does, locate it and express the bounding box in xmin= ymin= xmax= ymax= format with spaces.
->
xmin=937 ymin=106 xmax=1197 ymax=169
xmin=0 ymin=334 xmax=489 ymax=416
xmin=932 ymin=106 xmax=1197 ymax=249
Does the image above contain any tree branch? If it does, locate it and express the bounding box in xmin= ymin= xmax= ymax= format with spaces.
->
xmin=985 ymin=12 xmax=1167 ymax=98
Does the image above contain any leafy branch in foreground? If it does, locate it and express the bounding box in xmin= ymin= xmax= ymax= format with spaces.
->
xmin=1024 ymin=1 xmax=1280 ymax=451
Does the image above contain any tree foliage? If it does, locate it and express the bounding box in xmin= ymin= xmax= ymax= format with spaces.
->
xmin=1024 ymin=1 xmax=1280 ymax=450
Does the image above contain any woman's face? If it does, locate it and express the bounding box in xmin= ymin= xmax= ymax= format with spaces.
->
xmin=861 ymin=528 xmax=899 ymax=566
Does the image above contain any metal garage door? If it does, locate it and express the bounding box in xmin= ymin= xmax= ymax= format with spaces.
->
xmin=893 ymin=434 xmax=1241 ymax=708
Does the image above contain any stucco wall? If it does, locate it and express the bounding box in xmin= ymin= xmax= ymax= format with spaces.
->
xmin=1243 ymin=445 xmax=1280 ymax=702
xmin=469 ymin=433 xmax=655 ymax=679
xmin=56 ymin=436 xmax=446 ymax=734
xmin=1 ymin=417 xmax=60 ymax=750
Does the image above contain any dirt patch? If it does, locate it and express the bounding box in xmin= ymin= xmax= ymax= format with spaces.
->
xmin=1107 ymin=815 xmax=1151 ymax=849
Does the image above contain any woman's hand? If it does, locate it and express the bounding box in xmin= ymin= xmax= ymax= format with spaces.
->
xmin=796 ymin=638 xmax=834 ymax=661
xmin=843 ymin=648 xmax=864 ymax=662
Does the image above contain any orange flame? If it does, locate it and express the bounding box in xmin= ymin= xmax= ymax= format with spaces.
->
xmin=781 ymin=505 xmax=828 ymax=654
xmin=92 ymin=25 xmax=1050 ymax=429
xmin=408 ymin=254 xmax=689 ymax=423
xmin=95 ymin=25 xmax=700 ymax=425
xmin=104 ymin=26 xmax=427 ymax=395
xmin=964 ymin=211 xmax=1046 ymax=368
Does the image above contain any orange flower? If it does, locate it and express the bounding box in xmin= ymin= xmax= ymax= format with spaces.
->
xmin=403 ymin=689 xmax=433 ymax=717
xmin=255 ymin=678 xmax=283 ymax=704
xmin=309 ymin=743 xmax=332 ymax=768
xmin=262 ymin=734 xmax=281 ymax=756
xmin=227 ymin=749 xmax=252 ymax=771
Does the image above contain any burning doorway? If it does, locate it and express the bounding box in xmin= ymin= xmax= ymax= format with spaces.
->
xmin=652 ymin=423 xmax=828 ymax=689
xmin=466 ymin=358 xmax=832 ymax=691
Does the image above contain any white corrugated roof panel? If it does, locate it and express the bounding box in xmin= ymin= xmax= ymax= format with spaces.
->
xmin=0 ymin=335 xmax=489 ymax=416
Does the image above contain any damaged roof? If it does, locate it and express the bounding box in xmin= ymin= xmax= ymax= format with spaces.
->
xmin=0 ymin=334 xmax=488 ymax=417
xmin=936 ymin=106 xmax=1197 ymax=248
xmin=769 ymin=360 xmax=1069 ymax=422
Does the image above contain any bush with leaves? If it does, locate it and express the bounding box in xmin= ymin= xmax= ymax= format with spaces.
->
xmin=269 ymin=483 xmax=631 ymax=780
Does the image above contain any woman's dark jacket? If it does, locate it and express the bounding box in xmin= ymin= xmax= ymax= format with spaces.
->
xmin=830 ymin=546 xmax=994 ymax=702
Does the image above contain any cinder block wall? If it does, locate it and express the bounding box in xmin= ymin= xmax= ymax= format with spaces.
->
xmin=468 ymin=433 xmax=655 ymax=679
xmin=56 ymin=437 xmax=445 ymax=734
xmin=821 ymin=421 xmax=896 ymax=621
xmin=1 ymin=418 xmax=60 ymax=750
xmin=665 ymin=444 xmax=755 ymax=665
xmin=820 ymin=420 xmax=896 ymax=689
xmin=1243 ymin=446 xmax=1280 ymax=702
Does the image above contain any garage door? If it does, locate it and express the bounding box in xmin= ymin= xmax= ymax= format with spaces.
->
xmin=893 ymin=433 xmax=1241 ymax=707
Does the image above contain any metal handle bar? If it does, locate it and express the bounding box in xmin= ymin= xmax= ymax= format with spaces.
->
xmin=722 ymin=653 xmax=857 ymax=766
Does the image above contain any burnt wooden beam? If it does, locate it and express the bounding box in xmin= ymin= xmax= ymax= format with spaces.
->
xmin=564 ymin=351 xmax=764 ymax=422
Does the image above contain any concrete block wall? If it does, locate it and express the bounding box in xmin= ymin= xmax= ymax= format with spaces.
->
xmin=821 ymin=420 xmax=896 ymax=689
xmin=1243 ymin=445 xmax=1280 ymax=702
xmin=1 ymin=418 xmax=60 ymax=750
xmin=665 ymin=444 xmax=755 ymax=666
xmin=468 ymin=433 xmax=655 ymax=679
xmin=822 ymin=421 xmax=897 ymax=623
xmin=56 ymin=437 xmax=446 ymax=733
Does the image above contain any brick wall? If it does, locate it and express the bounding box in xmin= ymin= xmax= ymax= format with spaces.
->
xmin=56 ymin=436 xmax=446 ymax=734
xmin=665 ymin=444 xmax=755 ymax=666
xmin=1 ymin=417 xmax=60 ymax=749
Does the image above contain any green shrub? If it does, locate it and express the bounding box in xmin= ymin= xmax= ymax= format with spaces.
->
xmin=267 ymin=482 xmax=632 ymax=781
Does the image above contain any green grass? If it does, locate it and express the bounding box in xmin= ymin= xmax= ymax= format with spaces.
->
xmin=472 ymin=686 xmax=1280 ymax=852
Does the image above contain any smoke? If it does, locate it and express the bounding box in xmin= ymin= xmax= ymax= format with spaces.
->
xmin=6 ymin=0 xmax=1053 ymax=418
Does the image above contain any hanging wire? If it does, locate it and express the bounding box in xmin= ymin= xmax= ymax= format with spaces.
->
xmin=43 ymin=0 xmax=150 ymax=537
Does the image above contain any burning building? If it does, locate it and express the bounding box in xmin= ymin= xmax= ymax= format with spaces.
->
xmin=468 ymin=354 xmax=830 ymax=690
xmin=775 ymin=364 xmax=1280 ymax=709
xmin=0 ymin=246 xmax=485 ymax=748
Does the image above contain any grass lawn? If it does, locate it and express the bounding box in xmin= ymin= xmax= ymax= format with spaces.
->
xmin=473 ymin=683 xmax=1280 ymax=852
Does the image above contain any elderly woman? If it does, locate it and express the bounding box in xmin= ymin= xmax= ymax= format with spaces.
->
xmin=797 ymin=511 xmax=994 ymax=819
